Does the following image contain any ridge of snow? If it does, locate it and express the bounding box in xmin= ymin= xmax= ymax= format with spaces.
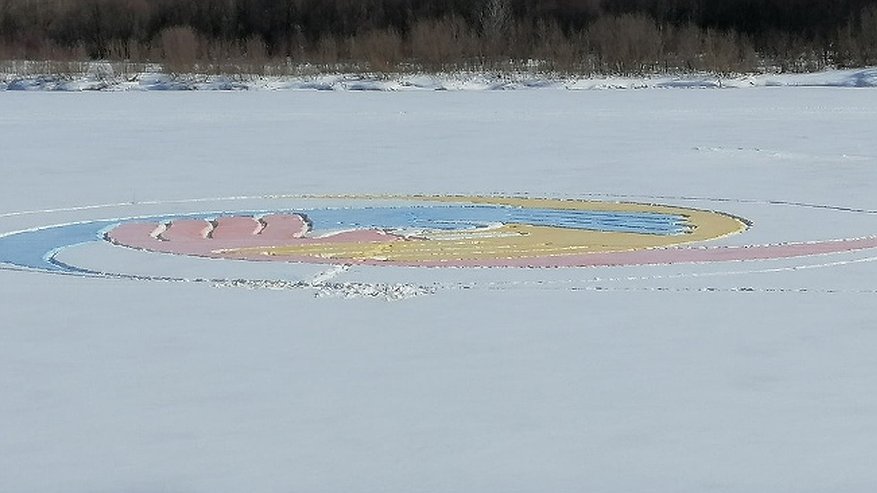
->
xmin=1 ymin=67 xmax=875 ymax=92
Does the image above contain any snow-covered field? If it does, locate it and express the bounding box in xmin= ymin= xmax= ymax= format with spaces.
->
xmin=2 ymin=87 xmax=877 ymax=492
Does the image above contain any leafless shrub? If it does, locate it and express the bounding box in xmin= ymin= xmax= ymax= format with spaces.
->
xmin=586 ymin=14 xmax=662 ymax=74
xmin=314 ymin=36 xmax=341 ymax=67
xmin=160 ymin=26 xmax=199 ymax=74
xmin=237 ymin=35 xmax=268 ymax=74
xmin=702 ymin=30 xmax=757 ymax=74
xmin=349 ymin=28 xmax=403 ymax=72
xmin=409 ymin=17 xmax=476 ymax=70
xmin=533 ymin=20 xmax=582 ymax=73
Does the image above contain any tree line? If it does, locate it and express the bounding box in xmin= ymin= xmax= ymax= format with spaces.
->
xmin=1 ymin=0 xmax=876 ymax=74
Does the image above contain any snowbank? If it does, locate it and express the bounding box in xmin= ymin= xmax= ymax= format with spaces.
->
xmin=1 ymin=67 xmax=876 ymax=92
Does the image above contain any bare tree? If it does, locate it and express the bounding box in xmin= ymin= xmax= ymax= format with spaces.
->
xmin=480 ymin=0 xmax=511 ymax=57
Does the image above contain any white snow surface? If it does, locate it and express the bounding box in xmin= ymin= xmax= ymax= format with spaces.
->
xmin=1 ymin=66 xmax=877 ymax=91
xmin=2 ymin=88 xmax=877 ymax=492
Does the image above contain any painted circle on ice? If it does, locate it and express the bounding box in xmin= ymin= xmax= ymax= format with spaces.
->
xmin=102 ymin=196 xmax=747 ymax=267
xmin=4 ymin=194 xmax=877 ymax=280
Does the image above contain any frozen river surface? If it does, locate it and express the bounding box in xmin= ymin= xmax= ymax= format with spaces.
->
xmin=2 ymin=88 xmax=877 ymax=492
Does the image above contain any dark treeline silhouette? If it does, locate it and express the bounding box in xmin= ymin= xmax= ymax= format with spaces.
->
xmin=1 ymin=0 xmax=876 ymax=74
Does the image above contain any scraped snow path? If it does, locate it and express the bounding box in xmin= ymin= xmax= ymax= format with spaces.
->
xmin=2 ymin=89 xmax=877 ymax=492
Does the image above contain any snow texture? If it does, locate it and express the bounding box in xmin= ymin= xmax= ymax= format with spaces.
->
xmin=2 ymin=87 xmax=877 ymax=492
xmin=1 ymin=66 xmax=877 ymax=92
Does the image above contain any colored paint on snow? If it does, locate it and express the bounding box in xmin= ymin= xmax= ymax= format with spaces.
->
xmin=97 ymin=199 xmax=740 ymax=266
xmin=293 ymin=205 xmax=692 ymax=236
xmin=418 ymin=195 xmax=746 ymax=245
xmin=5 ymin=195 xmax=839 ymax=273
xmin=210 ymin=217 xmax=262 ymax=240
xmin=256 ymin=214 xmax=309 ymax=240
